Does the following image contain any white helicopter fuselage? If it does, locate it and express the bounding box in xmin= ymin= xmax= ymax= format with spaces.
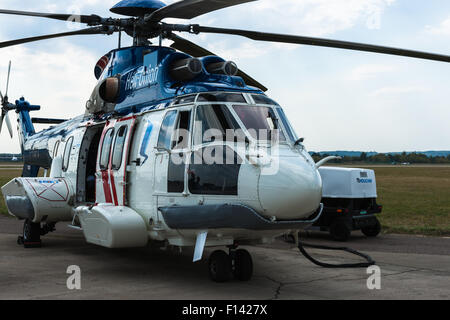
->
xmin=3 ymin=91 xmax=323 ymax=253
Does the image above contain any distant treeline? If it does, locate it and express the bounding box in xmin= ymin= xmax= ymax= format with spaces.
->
xmin=0 ymin=154 xmax=22 ymax=162
xmin=311 ymin=152 xmax=450 ymax=164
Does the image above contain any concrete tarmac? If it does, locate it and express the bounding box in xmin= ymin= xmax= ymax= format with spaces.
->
xmin=0 ymin=216 xmax=448 ymax=300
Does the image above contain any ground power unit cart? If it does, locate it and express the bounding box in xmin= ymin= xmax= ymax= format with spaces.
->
xmin=313 ymin=167 xmax=383 ymax=241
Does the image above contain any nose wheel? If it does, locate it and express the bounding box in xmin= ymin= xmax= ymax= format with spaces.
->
xmin=17 ymin=219 xmax=56 ymax=248
xmin=18 ymin=219 xmax=42 ymax=248
xmin=208 ymin=247 xmax=253 ymax=282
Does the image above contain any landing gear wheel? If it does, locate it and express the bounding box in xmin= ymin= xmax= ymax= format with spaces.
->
xmin=362 ymin=218 xmax=381 ymax=237
xmin=208 ymin=250 xmax=232 ymax=282
xmin=283 ymin=234 xmax=296 ymax=244
xmin=22 ymin=219 xmax=42 ymax=248
xmin=330 ymin=220 xmax=351 ymax=242
xmin=234 ymin=249 xmax=253 ymax=281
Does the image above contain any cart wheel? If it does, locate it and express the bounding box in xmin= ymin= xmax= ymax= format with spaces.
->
xmin=234 ymin=249 xmax=253 ymax=281
xmin=362 ymin=218 xmax=381 ymax=237
xmin=208 ymin=250 xmax=232 ymax=282
xmin=330 ymin=220 xmax=351 ymax=242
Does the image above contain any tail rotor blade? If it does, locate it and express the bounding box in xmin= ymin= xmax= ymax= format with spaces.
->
xmin=0 ymin=110 xmax=5 ymax=134
xmin=5 ymin=61 xmax=11 ymax=96
xmin=5 ymin=111 xmax=13 ymax=138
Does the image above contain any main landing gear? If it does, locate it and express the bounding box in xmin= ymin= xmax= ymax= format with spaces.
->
xmin=208 ymin=246 xmax=253 ymax=282
xmin=17 ymin=219 xmax=56 ymax=248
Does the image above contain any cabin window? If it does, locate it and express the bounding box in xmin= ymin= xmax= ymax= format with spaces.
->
xmin=62 ymin=137 xmax=73 ymax=172
xmin=233 ymin=105 xmax=286 ymax=142
xmin=53 ymin=141 xmax=60 ymax=158
xmin=188 ymin=146 xmax=241 ymax=196
xmin=112 ymin=125 xmax=128 ymax=170
xmin=157 ymin=110 xmax=177 ymax=150
xmin=100 ymin=128 xmax=114 ymax=170
xmin=193 ymin=104 xmax=242 ymax=145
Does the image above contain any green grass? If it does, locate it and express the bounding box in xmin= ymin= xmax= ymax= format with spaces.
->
xmin=0 ymin=168 xmax=23 ymax=218
xmin=359 ymin=166 xmax=450 ymax=236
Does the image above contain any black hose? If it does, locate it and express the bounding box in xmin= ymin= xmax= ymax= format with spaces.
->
xmin=298 ymin=239 xmax=376 ymax=268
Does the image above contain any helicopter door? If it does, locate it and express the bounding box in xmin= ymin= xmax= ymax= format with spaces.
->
xmin=96 ymin=117 xmax=136 ymax=205
xmin=110 ymin=117 xmax=137 ymax=206
xmin=96 ymin=120 xmax=117 ymax=204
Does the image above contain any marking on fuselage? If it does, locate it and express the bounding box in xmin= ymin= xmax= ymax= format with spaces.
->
xmin=139 ymin=121 xmax=154 ymax=165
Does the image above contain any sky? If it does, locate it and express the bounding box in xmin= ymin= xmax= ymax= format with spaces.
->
xmin=0 ymin=0 xmax=449 ymax=153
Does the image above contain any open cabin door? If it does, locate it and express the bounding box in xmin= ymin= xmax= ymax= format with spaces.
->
xmin=96 ymin=117 xmax=136 ymax=206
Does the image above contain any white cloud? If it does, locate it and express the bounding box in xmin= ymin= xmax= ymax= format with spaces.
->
xmin=243 ymin=0 xmax=396 ymax=36
xmin=0 ymin=42 xmax=98 ymax=152
xmin=349 ymin=64 xmax=395 ymax=81
xmin=426 ymin=16 xmax=450 ymax=36
xmin=371 ymin=85 xmax=430 ymax=96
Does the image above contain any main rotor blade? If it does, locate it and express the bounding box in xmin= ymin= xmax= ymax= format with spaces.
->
xmin=0 ymin=27 xmax=116 ymax=49
xmin=169 ymin=33 xmax=267 ymax=91
xmin=192 ymin=26 xmax=450 ymax=63
xmin=146 ymin=0 xmax=256 ymax=22
xmin=0 ymin=9 xmax=103 ymax=25
xmin=5 ymin=61 xmax=11 ymax=96
xmin=5 ymin=111 xmax=12 ymax=138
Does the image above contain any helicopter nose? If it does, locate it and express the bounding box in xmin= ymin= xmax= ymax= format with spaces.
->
xmin=258 ymin=157 xmax=322 ymax=221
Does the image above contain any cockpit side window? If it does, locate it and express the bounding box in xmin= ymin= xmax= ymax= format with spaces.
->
xmin=233 ymin=105 xmax=286 ymax=142
xmin=188 ymin=146 xmax=242 ymax=196
xmin=276 ymin=107 xmax=298 ymax=143
xmin=194 ymin=104 xmax=242 ymax=145
xmin=157 ymin=110 xmax=177 ymax=150
xmin=172 ymin=110 xmax=191 ymax=150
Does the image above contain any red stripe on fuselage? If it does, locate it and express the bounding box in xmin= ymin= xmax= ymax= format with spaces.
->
xmin=101 ymin=171 xmax=112 ymax=203
xmin=110 ymin=172 xmax=119 ymax=206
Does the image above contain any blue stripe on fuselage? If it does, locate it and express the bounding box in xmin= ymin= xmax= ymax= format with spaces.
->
xmin=140 ymin=121 xmax=153 ymax=165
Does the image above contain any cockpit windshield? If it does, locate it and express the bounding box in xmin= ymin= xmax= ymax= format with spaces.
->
xmin=188 ymin=93 xmax=297 ymax=145
xmin=233 ymin=105 xmax=286 ymax=142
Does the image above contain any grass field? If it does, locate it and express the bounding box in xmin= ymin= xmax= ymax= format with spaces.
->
xmin=0 ymin=166 xmax=22 ymax=221
xmin=368 ymin=166 xmax=450 ymax=236
xmin=0 ymin=165 xmax=449 ymax=236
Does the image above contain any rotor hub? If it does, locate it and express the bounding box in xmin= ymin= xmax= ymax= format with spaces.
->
xmin=110 ymin=0 xmax=166 ymax=17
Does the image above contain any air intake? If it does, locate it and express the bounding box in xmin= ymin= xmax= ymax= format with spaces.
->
xmin=170 ymin=58 xmax=203 ymax=81
xmin=206 ymin=61 xmax=238 ymax=76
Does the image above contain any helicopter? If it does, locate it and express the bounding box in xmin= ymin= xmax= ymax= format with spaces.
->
xmin=0 ymin=0 xmax=449 ymax=283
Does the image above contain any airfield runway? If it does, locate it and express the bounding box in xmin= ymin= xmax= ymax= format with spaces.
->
xmin=0 ymin=215 xmax=448 ymax=300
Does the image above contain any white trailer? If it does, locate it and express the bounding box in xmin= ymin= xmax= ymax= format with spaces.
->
xmin=313 ymin=167 xmax=382 ymax=241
